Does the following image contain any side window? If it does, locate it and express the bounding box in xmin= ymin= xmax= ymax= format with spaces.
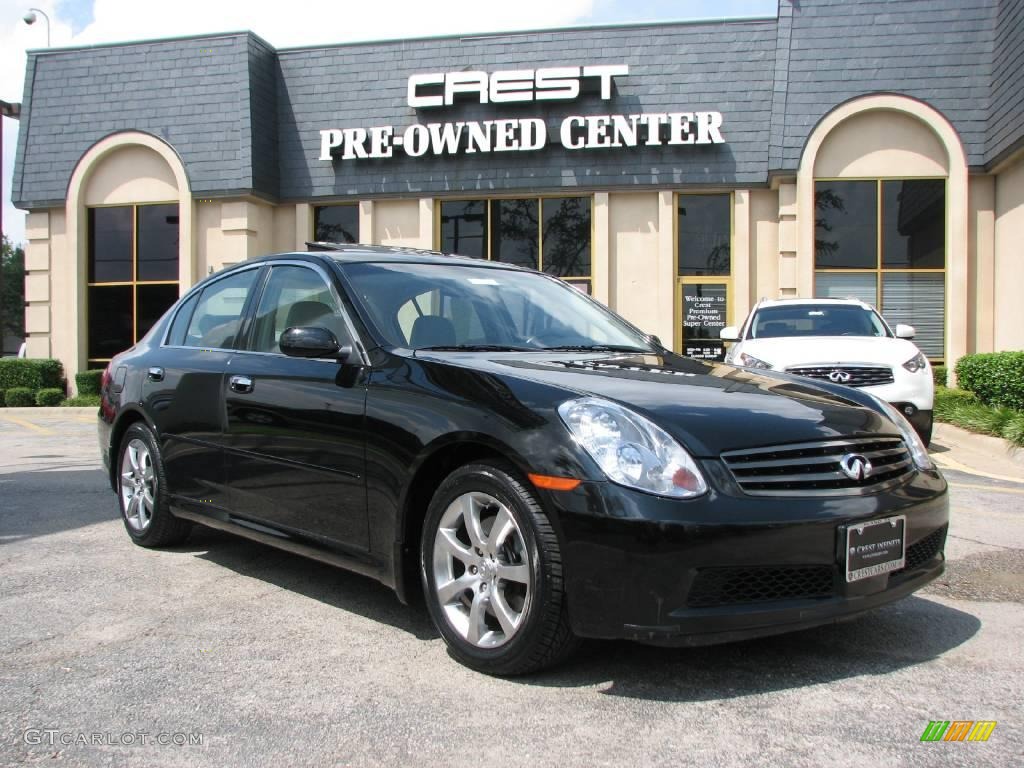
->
xmin=396 ymin=289 xmax=486 ymax=347
xmin=184 ymin=269 xmax=259 ymax=349
xmin=249 ymin=266 xmax=350 ymax=353
xmin=166 ymin=291 xmax=200 ymax=346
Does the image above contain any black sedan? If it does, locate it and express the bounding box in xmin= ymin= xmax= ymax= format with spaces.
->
xmin=98 ymin=245 xmax=948 ymax=675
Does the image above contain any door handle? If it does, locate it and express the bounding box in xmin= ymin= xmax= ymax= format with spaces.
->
xmin=147 ymin=367 xmax=164 ymax=382
xmin=229 ymin=375 xmax=254 ymax=394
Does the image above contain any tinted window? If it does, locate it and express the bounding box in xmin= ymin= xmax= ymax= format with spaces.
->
xmin=87 ymin=285 xmax=133 ymax=359
xmin=881 ymin=180 xmax=945 ymax=269
xmin=88 ymin=207 xmax=133 ymax=282
xmin=678 ymin=194 xmax=731 ymax=276
xmin=542 ymin=197 xmax=591 ymax=277
xmin=814 ymin=181 xmax=877 ymax=269
xmin=440 ymin=200 xmax=487 ymax=258
xmin=137 ymin=204 xmax=180 ymax=281
xmin=184 ymin=269 xmax=259 ymax=349
xmin=490 ymin=199 xmax=538 ymax=269
xmin=314 ymin=205 xmax=358 ymax=244
xmin=167 ymin=292 xmax=200 ymax=346
xmin=249 ymin=266 xmax=348 ymax=353
xmin=136 ymin=284 xmax=181 ymax=340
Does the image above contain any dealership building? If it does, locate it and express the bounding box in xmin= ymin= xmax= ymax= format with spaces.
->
xmin=10 ymin=0 xmax=1024 ymax=386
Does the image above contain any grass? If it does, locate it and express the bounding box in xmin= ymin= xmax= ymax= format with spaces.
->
xmin=62 ymin=394 xmax=101 ymax=407
xmin=934 ymin=387 xmax=1024 ymax=448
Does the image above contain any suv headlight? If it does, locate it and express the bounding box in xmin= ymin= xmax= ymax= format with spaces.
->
xmin=870 ymin=395 xmax=934 ymax=471
xmin=902 ymin=352 xmax=928 ymax=373
xmin=557 ymin=397 xmax=707 ymax=498
xmin=738 ymin=352 xmax=773 ymax=370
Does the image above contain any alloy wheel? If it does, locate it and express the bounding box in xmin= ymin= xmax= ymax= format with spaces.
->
xmin=431 ymin=491 xmax=532 ymax=648
xmin=120 ymin=438 xmax=156 ymax=532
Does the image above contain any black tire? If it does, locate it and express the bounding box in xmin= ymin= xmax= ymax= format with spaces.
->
xmin=116 ymin=422 xmax=191 ymax=548
xmin=420 ymin=461 xmax=578 ymax=675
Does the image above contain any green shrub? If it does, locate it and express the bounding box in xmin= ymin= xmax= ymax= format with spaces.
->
xmin=75 ymin=369 xmax=104 ymax=396
xmin=955 ymin=351 xmax=1024 ymax=411
xmin=5 ymin=387 xmax=36 ymax=407
xmin=35 ymin=388 xmax=66 ymax=407
xmin=0 ymin=358 xmax=65 ymax=392
xmin=933 ymin=388 xmax=977 ymax=419
xmin=931 ymin=365 xmax=947 ymax=388
xmin=0 ymin=389 xmax=5 ymax=407
xmin=62 ymin=394 xmax=101 ymax=408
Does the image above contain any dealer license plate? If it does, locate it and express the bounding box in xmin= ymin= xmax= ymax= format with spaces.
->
xmin=845 ymin=515 xmax=906 ymax=582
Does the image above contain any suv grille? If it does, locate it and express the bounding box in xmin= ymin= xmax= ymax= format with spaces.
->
xmin=687 ymin=565 xmax=835 ymax=608
xmin=785 ymin=365 xmax=895 ymax=388
xmin=721 ymin=436 xmax=914 ymax=496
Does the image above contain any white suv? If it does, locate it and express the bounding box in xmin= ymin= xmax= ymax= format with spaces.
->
xmin=721 ymin=298 xmax=934 ymax=444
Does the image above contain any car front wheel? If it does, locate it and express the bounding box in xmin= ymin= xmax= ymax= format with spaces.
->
xmin=421 ymin=461 xmax=578 ymax=675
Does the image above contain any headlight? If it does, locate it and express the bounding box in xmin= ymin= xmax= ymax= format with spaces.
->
xmin=557 ymin=397 xmax=707 ymax=498
xmin=902 ymin=352 xmax=928 ymax=373
xmin=870 ymin=395 xmax=934 ymax=471
xmin=738 ymin=352 xmax=773 ymax=370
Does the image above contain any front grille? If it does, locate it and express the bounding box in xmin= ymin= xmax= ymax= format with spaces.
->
xmin=896 ymin=525 xmax=948 ymax=574
xmin=722 ymin=436 xmax=914 ymax=496
xmin=687 ymin=565 xmax=835 ymax=608
xmin=785 ymin=365 xmax=895 ymax=388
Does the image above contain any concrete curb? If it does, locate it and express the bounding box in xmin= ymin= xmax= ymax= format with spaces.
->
xmin=932 ymin=422 xmax=1024 ymax=479
xmin=0 ymin=407 xmax=98 ymax=415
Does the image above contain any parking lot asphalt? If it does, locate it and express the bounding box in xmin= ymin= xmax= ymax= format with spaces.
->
xmin=0 ymin=409 xmax=1021 ymax=767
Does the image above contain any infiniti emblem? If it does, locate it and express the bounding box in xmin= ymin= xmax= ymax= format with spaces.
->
xmin=828 ymin=369 xmax=852 ymax=383
xmin=839 ymin=453 xmax=873 ymax=481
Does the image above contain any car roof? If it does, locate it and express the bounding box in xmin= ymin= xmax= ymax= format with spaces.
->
xmin=293 ymin=243 xmax=524 ymax=270
xmin=755 ymin=297 xmax=876 ymax=311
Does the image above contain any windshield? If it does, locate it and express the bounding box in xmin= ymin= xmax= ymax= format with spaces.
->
xmin=749 ymin=305 xmax=891 ymax=339
xmin=342 ymin=262 xmax=653 ymax=352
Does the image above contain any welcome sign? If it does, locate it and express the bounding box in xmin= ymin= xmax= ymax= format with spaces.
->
xmin=318 ymin=65 xmax=726 ymax=161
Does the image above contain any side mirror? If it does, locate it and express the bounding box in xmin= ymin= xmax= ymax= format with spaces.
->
xmin=280 ymin=326 xmax=351 ymax=361
xmin=646 ymin=334 xmax=663 ymax=350
xmin=719 ymin=325 xmax=740 ymax=342
xmin=895 ymin=324 xmax=916 ymax=339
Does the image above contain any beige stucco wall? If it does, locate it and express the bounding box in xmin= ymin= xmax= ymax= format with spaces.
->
xmin=373 ymin=199 xmax=425 ymax=246
xmin=750 ymin=189 xmax=779 ymax=305
xmin=813 ymin=110 xmax=949 ymax=178
xmin=82 ymin=145 xmax=179 ymax=205
xmin=968 ymin=175 xmax=995 ymax=354
xmin=607 ymin=192 xmax=672 ymax=342
xmin=994 ymin=157 xmax=1024 ymax=351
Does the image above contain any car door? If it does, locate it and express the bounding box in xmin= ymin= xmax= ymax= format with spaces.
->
xmin=144 ymin=265 xmax=263 ymax=509
xmin=223 ymin=262 xmax=370 ymax=549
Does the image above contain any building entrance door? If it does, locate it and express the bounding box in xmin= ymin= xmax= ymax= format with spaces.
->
xmin=677 ymin=278 xmax=731 ymax=362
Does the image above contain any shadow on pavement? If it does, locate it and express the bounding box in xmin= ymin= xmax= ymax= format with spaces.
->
xmin=173 ymin=525 xmax=438 ymax=641
xmin=520 ymin=595 xmax=980 ymax=700
xmin=0 ymin=468 xmax=115 ymax=543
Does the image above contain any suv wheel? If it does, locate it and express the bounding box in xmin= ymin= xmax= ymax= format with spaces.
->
xmin=117 ymin=422 xmax=191 ymax=547
xmin=421 ymin=461 xmax=578 ymax=675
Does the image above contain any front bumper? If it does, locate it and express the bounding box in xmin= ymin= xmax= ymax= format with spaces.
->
xmin=545 ymin=466 xmax=948 ymax=645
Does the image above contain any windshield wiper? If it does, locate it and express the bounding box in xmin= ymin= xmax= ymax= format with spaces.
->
xmin=415 ymin=344 xmax=535 ymax=352
xmin=540 ymin=344 xmax=652 ymax=353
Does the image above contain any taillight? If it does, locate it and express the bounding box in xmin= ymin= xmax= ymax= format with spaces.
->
xmin=101 ymin=363 xmax=113 ymax=393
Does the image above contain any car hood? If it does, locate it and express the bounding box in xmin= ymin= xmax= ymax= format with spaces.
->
xmin=734 ymin=336 xmax=922 ymax=369
xmin=413 ymin=350 xmax=897 ymax=456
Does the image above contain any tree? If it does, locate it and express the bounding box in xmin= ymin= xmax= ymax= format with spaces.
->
xmin=1 ymin=235 xmax=26 ymax=352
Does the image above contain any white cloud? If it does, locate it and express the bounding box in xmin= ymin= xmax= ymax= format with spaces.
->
xmin=1 ymin=0 xmax=596 ymax=245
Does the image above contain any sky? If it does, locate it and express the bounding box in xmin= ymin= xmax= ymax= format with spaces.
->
xmin=0 ymin=0 xmax=778 ymax=246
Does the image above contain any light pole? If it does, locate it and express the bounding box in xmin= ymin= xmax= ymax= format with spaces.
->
xmin=23 ymin=8 xmax=50 ymax=47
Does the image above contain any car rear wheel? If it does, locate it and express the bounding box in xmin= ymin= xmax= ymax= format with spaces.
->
xmin=421 ymin=461 xmax=578 ymax=675
xmin=117 ymin=422 xmax=191 ymax=547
